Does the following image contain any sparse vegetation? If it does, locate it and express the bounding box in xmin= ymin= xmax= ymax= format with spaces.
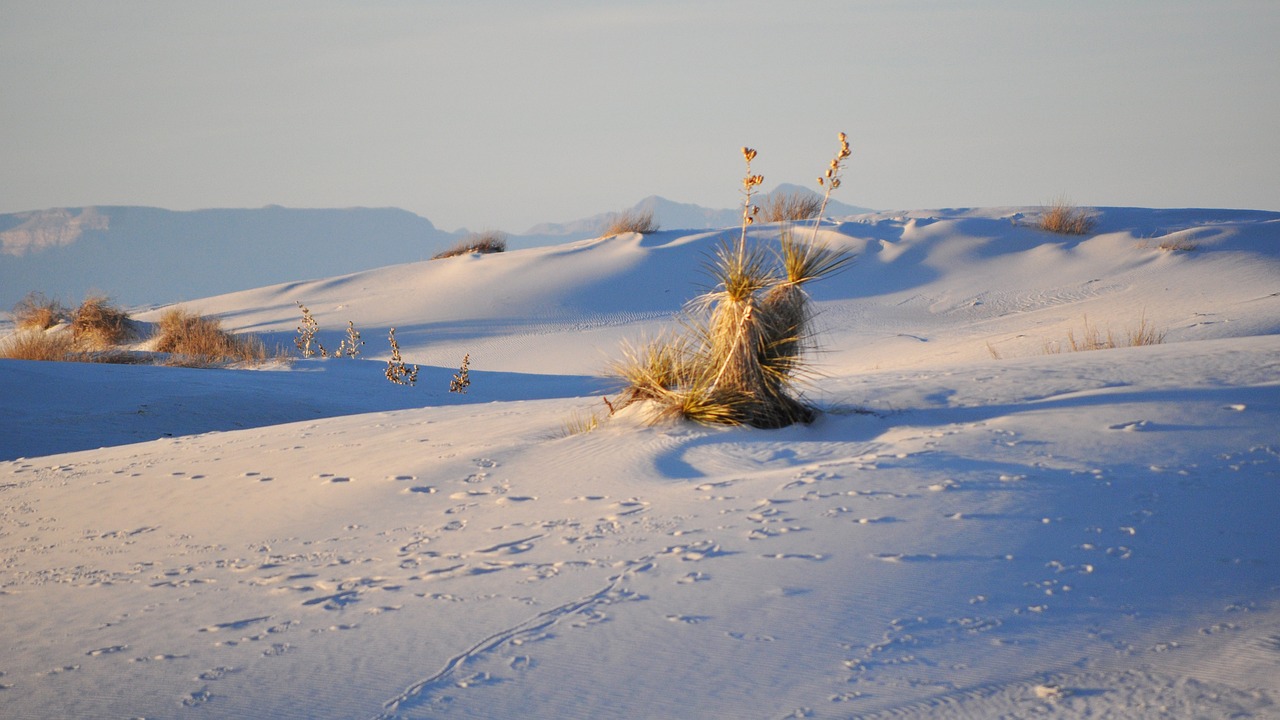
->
xmin=1143 ymin=233 xmax=1199 ymax=253
xmin=450 ymin=354 xmax=471 ymax=393
xmin=761 ymin=191 xmax=823 ymax=223
xmin=152 ymin=307 xmax=276 ymax=367
xmin=604 ymin=208 xmax=659 ymax=236
xmin=0 ymin=329 xmax=77 ymax=362
xmin=1036 ymin=198 xmax=1096 ymax=235
xmin=295 ymin=303 xmax=326 ymax=358
xmin=610 ymin=134 xmax=853 ymax=428
xmin=432 ymin=231 xmax=508 ymax=259
xmin=12 ymin=292 xmax=68 ymax=331
xmin=337 ymin=321 xmax=364 ymax=358
xmin=1043 ymin=314 xmax=1165 ymax=354
xmin=71 ymin=295 xmax=134 ymax=350
xmin=384 ymin=328 xmax=419 ymax=385
xmin=561 ymin=408 xmax=602 ymax=436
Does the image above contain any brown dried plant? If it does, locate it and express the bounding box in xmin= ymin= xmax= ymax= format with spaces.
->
xmin=605 ymin=208 xmax=659 ymax=237
xmin=433 ymin=231 xmax=508 ymax=259
xmin=152 ymin=307 xmax=274 ymax=367
xmin=1037 ymin=197 xmax=1096 ymax=235
xmin=450 ymin=353 xmax=471 ymax=393
xmin=384 ymin=327 xmax=419 ymax=385
xmin=761 ymin=191 xmax=823 ymax=223
xmin=295 ymin=302 xmax=326 ymax=358
xmin=71 ymin=295 xmax=134 ymax=350
xmin=337 ymin=321 xmax=364 ymax=358
xmin=12 ymin=292 xmax=68 ymax=331
xmin=0 ymin=330 xmax=76 ymax=362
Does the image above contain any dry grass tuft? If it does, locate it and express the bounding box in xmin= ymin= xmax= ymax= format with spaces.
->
xmin=761 ymin=192 xmax=823 ymax=223
xmin=433 ymin=231 xmax=509 ymax=259
xmin=71 ymin=295 xmax=134 ymax=350
xmin=12 ymin=292 xmax=69 ymax=331
xmin=604 ymin=208 xmax=659 ymax=236
xmin=1044 ymin=314 xmax=1165 ymax=354
xmin=561 ymin=409 xmax=603 ymax=436
xmin=0 ymin=330 xmax=77 ymax=361
xmin=1037 ymin=198 xmax=1096 ymax=235
xmin=152 ymin=307 xmax=275 ymax=367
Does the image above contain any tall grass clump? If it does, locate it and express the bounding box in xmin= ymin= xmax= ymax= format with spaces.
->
xmin=0 ymin=330 xmax=77 ymax=362
xmin=761 ymin=191 xmax=823 ymax=223
xmin=12 ymin=292 xmax=68 ymax=331
xmin=604 ymin=208 xmax=659 ymax=236
xmin=71 ymin=295 xmax=134 ymax=350
xmin=1044 ymin=313 xmax=1166 ymax=354
xmin=432 ymin=231 xmax=508 ymax=259
xmin=152 ymin=307 xmax=274 ymax=367
xmin=611 ymin=133 xmax=853 ymax=428
xmin=1037 ymin=197 xmax=1096 ymax=235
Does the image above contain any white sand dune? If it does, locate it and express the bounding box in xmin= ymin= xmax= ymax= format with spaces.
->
xmin=2 ymin=207 xmax=1278 ymax=718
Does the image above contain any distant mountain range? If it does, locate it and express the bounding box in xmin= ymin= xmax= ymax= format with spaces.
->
xmin=0 ymin=188 xmax=874 ymax=310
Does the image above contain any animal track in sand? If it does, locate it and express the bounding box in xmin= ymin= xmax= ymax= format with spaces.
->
xmin=197 ymin=666 xmax=240 ymax=681
xmin=85 ymin=644 xmax=129 ymax=656
xmin=198 ymin=616 xmax=272 ymax=633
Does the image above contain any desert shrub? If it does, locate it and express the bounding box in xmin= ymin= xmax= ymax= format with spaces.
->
xmin=449 ymin=353 xmax=471 ymax=393
xmin=611 ymin=134 xmax=853 ymax=428
xmin=384 ymin=328 xmax=419 ymax=385
xmin=432 ymin=231 xmax=508 ymax=259
xmin=604 ymin=208 xmax=659 ymax=236
xmin=12 ymin=292 xmax=68 ymax=331
xmin=152 ymin=307 xmax=274 ymax=366
xmin=761 ymin=191 xmax=823 ymax=223
xmin=337 ymin=321 xmax=364 ymax=358
xmin=1037 ymin=198 xmax=1096 ymax=235
xmin=0 ymin=329 xmax=76 ymax=361
xmin=71 ymin=295 xmax=134 ymax=350
xmin=294 ymin=302 xmax=326 ymax=358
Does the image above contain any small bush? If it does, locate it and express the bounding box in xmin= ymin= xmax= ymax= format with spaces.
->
xmin=153 ymin=307 xmax=274 ymax=366
xmin=0 ymin=330 xmax=76 ymax=361
xmin=1037 ymin=198 xmax=1096 ymax=235
xmin=761 ymin=192 xmax=823 ymax=223
xmin=337 ymin=321 xmax=364 ymax=358
xmin=604 ymin=208 xmax=659 ymax=236
xmin=71 ymin=295 xmax=134 ymax=350
xmin=449 ymin=353 xmax=471 ymax=393
xmin=294 ymin=303 xmax=326 ymax=358
xmin=433 ymin=231 xmax=508 ymax=259
xmin=384 ymin=328 xmax=419 ymax=385
xmin=12 ymin=292 xmax=68 ymax=331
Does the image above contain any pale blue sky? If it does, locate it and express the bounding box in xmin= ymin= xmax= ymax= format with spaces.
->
xmin=2 ymin=1 xmax=1276 ymax=232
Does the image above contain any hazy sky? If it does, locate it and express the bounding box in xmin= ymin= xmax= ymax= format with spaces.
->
xmin=3 ymin=1 xmax=1277 ymax=232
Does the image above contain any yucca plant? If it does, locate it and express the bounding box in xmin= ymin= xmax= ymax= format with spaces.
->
xmin=612 ymin=134 xmax=853 ymax=428
xmin=608 ymin=333 xmax=696 ymax=405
